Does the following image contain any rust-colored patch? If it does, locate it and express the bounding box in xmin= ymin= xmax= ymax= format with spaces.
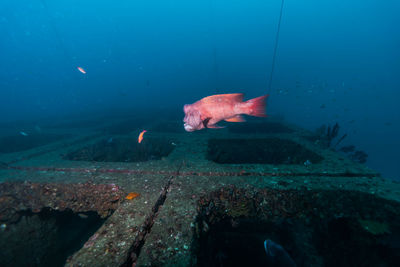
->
xmin=125 ymin=192 xmax=140 ymax=200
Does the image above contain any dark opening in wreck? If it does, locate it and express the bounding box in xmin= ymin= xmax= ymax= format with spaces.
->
xmin=0 ymin=209 xmax=106 ymax=267
xmin=64 ymin=137 xmax=175 ymax=162
xmin=194 ymin=187 xmax=400 ymax=267
xmin=207 ymin=138 xmax=323 ymax=164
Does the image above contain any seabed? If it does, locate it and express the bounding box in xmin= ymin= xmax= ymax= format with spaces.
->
xmin=0 ymin=112 xmax=399 ymax=266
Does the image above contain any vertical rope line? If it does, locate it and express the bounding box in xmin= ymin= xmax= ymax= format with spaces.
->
xmin=267 ymin=0 xmax=285 ymax=94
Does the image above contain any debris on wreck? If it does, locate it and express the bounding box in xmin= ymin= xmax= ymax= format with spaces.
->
xmin=339 ymin=146 xmax=368 ymax=164
xmin=313 ymin=123 xmax=368 ymax=164
xmin=350 ymin=150 xmax=368 ymax=164
xmin=324 ymin=122 xmax=347 ymax=148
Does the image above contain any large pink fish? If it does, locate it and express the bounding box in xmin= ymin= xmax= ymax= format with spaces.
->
xmin=183 ymin=93 xmax=268 ymax=132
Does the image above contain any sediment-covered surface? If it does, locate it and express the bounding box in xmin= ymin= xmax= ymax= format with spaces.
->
xmin=0 ymin=117 xmax=399 ymax=266
xmin=0 ymin=181 xmax=124 ymax=223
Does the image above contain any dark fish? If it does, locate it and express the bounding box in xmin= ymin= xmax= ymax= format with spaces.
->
xmin=264 ymin=239 xmax=296 ymax=267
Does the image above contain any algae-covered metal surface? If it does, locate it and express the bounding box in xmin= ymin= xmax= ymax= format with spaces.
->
xmin=1 ymin=118 xmax=399 ymax=266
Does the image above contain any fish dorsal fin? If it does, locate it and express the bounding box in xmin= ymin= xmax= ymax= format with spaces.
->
xmin=221 ymin=93 xmax=244 ymax=102
xmin=225 ymin=115 xmax=246 ymax=122
xmin=202 ymin=93 xmax=244 ymax=103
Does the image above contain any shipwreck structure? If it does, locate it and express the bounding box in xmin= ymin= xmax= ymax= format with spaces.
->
xmin=0 ymin=113 xmax=399 ymax=266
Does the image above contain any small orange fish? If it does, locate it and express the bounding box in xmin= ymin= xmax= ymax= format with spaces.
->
xmin=138 ymin=130 xmax=147 ymax=143
xmin=77 ymin=66 xmax=86 ymax=74
xmin=126 ymin=192 xmax=140 ymax=200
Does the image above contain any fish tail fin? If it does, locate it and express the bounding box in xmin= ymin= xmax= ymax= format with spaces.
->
xmin=244 ymin=94 xmax=268 ymax=117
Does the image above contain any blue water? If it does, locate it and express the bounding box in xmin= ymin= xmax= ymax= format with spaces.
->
xmin=0 ymin=0 xmax=399 ymax=180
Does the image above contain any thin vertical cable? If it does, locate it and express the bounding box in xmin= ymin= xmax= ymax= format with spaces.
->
xmin=268 ymin=0 xmax=285 ymax=94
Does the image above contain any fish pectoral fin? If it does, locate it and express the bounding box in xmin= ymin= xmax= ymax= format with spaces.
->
xmin=207 ymin=124 xmax=225 ymax=129
xmin=225 ymin=115 xmax=246 ymax=122
xmin=202 ymin=117 xmax=211 ymax=128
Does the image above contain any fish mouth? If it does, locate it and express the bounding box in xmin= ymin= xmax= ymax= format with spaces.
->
xmin=184 ymin=123 xmax=195 ymax=132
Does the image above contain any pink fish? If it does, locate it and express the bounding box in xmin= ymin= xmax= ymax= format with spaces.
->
xmin=183 ymin=93 xmax=268 ymax=132
xmin=77 ymin=66 xmax=86 ymax=74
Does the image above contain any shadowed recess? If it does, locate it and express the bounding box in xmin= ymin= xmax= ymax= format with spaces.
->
xmin=64 ymin=137 xmax=174 ymax=162
xmin=207 ymin=138 xmax=323 ymax=164
xmin=0 ymin=209 xmax=106 ymax=267
xmin=194 ymin=187 xmax=400 ymax=267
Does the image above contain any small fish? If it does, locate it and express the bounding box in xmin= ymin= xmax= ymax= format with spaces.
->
xmin=107 ymin=137 xmax=113 ymax=143
xmin=126 ymin=192 xmax=140 ymax=200
xmin=320 ymin=104 xmax=326 ymax=109
xmin=138 ymin=130 xmax=147 ymax=143
xmin=183 ymin=93 xmax=268 ymax=132
xmin=77 ymin=66 xmax=86 ymax=74
xmin=276 ymin=89 xmax=288 ymax=95
xmin=20 ymin=131 xmax=28 ymax=136
xmin=78 ymin=213 xmax=88 ymax=219
xmin=264 ymin=239 xmax=296 ymax=267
